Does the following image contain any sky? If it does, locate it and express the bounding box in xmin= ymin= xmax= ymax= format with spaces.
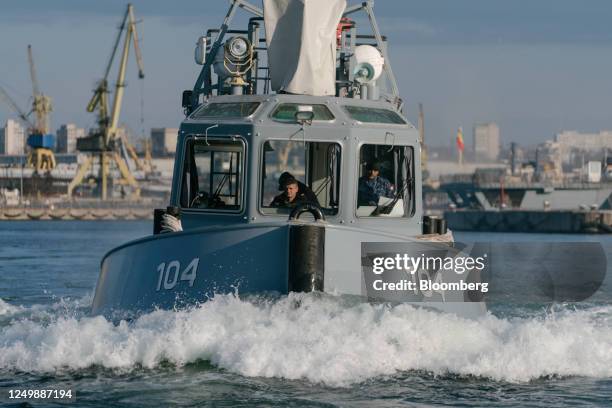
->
xmin=1 ymin=0 xmax=612 ymax=148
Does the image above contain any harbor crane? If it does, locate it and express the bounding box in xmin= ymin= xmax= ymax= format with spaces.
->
xmin=0 ymin=86 xmax=30 ymax=126
xmin=68 ymin=3 xmax=144 ymax=200
xmin=0 ymin=45 xmax=56 ymax=172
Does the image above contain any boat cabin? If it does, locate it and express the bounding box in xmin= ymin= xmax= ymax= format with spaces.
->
xmin=170 ymin=93 xmax=422 ymax=237
xmin=91 ymin=1 xmax=480 ymax=320
xmin=162 ymin=0 xmax=423 ymax=237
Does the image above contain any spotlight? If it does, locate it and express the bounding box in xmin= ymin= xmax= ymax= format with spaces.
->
xmin=213 ymin=36 xmax=253 ymax=80
xmin=227 ymin=37 xmax=250 ymax=60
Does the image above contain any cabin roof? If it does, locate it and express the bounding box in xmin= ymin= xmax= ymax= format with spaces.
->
xmin=181 ymin=94 xmax=415 ymax=130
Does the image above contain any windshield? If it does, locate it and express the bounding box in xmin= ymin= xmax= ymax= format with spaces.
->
xmin=261 ymin=140 xmax=341 ymax=215
xmin=357 ymin=144 xmax=414 ymax=217
xmin=190 ymin=102 xmax=260 ymax=119
xmin=270 ymin=103 xmax=335 ymax=122
xmin=180 ymin=138 xmax=244 ymax=211
xmin=344 ymin=106 xmax=406 ymax=124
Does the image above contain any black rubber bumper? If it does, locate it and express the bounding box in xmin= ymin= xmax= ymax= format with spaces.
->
xmin=288 ymin=224 xmax=325 ymax=292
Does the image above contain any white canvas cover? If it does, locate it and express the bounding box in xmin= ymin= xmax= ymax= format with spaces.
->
xmin=263 ymin=0 xmax=346 ymax=96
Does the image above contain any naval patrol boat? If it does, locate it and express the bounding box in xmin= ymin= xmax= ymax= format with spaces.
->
xmin=91 ymin=0 xmax=486 ymax=319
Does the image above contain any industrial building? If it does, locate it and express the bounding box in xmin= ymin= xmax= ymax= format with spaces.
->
xmin=151 ymin=128 xmax=178 ymax=157
xmin=473 ymin=122 xmax=500 ymax=161
xmin=554 ymin=130 xmax=612 ymax=164
xmin=0 ymin=119 xmax=25 ymax=155
xmin=56 ymin=123 xmax=85 ymax=153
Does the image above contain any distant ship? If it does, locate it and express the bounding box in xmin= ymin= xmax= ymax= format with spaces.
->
xmin=439 ymin=167 xmax=612 ymax=211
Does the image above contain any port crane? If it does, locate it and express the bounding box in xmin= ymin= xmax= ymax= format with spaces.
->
xmin=0 ymin=86 xmax=30 ymax=127
xmin=0 ymin=45 xmax=56 ymax=172
xmin=68 ymin=3 xmax=144 ymax=200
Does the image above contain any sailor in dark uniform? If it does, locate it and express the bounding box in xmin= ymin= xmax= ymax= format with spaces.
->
xmin=270 ymin=173 xmax=320 ymax=208
xmin=358 ymin=162 xmax=395 ymax=206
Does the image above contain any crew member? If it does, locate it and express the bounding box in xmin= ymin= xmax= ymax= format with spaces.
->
xmin=358 ymin=162 xmax=394 ymax=206
xmin=271 ymin=172 xmax=320 ymax=207
xmin=270 ymin=176 xmax=320 ymax=208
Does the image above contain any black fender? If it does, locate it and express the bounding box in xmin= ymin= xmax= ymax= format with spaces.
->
xmin=288 ymin=203 xmax=325 ymax=221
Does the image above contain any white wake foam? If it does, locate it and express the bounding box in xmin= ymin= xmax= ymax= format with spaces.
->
xmin=1 ymin=293 xmax=612 ymax=386
xmin=0 ymin=299 xmax=21 ymax=317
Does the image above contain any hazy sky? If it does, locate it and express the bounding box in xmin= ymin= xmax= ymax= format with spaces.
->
xmin=1 ymin=0 xmax=611 ymax=148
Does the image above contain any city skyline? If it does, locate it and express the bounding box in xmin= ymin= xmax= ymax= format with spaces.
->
xmin=0 ymin=119 xmax=177 ymax=157
xmin=1 ymin=1 xmax=612 ymax=146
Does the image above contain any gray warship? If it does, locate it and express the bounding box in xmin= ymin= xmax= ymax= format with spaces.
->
xmin=91 ymin=0 xmax=486 ymax=319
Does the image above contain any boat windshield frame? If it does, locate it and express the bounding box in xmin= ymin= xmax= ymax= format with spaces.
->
xmin=178 ymin=134 xmax=248 ymax=215
xmin=343 ymin=105 xmax=407 ymax=125
xmin=258 ymin=138 xmax=343 ymax=217
xmin=269 ymin=103 xmax=336 ymax=124
xmin=189 ymin=101 xmax=262 ymax=120
xmin=355 ymin=141 xmax=416 ymax=219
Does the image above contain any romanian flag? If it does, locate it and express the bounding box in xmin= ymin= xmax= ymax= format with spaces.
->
xmin=456 ymin=127 xmax=465 ymax=152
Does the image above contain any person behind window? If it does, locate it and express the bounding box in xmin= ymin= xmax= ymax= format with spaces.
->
xmin=358 ymin=161 xmax=395 ymax=206
xmin=271 ymin=172 xmax=320 ymax=207
xmin=270 ymin=176 xmax=319 ymax=208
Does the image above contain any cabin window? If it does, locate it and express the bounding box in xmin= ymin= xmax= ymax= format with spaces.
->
xmin=270 ymin=104 xmax=335 ymax=123
xmin=180 ymin=138 xmax=244 ymax=211
xmin=260 ymin=140 xmax=341 ymax=215
xmin=356 ymin=144 xmax=414 ymax=218
xmin=190 ymin=102 xmax=260 ymax=119
xmin=343 ymin=106 xmax=407 ymax=124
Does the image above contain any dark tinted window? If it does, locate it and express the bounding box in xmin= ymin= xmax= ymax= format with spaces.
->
xmin=261 ymin=140 xmax=341 ymax=215
xmin=191 ymin=102 xmax=260 ymax=119
xmin=344 ymin=106 xmax=406 ymax=124
xmin=357 ymin=144 xmax=414 ymax=218
xmin=180 ymin=139 xmax=244 ymax=211
xmin=271 ymin=104 xmax=334 ymax=122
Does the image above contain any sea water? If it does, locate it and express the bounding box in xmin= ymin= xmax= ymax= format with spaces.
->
xmin=1 ymin=221 xmax=611 ymax=407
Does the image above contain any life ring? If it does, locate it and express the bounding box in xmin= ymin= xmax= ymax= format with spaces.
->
xmin=288 ymin=203 xmax=325 ymax=221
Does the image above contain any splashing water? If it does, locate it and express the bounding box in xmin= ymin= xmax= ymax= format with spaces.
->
xmin=1 ymin=293 xmax=612 ymax=387
xmin=0 ymin=299 xmax=21 ymax=317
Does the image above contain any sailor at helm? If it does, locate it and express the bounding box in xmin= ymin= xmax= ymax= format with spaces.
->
xmin=270 ymin=173 xmax=320 ymax=208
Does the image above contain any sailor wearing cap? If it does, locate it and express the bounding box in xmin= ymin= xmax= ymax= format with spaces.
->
xmin=270 ymin=172 xmax=320 ymax=208
xmin=358 ymin=162 xmax=395 ymax=206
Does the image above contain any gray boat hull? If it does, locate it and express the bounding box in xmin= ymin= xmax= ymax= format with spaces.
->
xmin=92 ymin=222 xmax=487 ymax=320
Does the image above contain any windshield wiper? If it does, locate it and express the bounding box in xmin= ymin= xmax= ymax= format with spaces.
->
xmin=373 ymin=177 xmax=411 ymax=215
xmin=211 ymin=173 xmax=229 ymax=203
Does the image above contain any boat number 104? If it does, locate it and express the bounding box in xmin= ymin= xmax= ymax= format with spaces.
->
xmin=156 ymin=258 xmax=199 ymax=291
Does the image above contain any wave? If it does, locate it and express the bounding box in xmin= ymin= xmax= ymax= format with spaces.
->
xmin=0 ymin=299 xmax=21 ymax=317
xmin=1 ymin=293 xmax=611 ymax=387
